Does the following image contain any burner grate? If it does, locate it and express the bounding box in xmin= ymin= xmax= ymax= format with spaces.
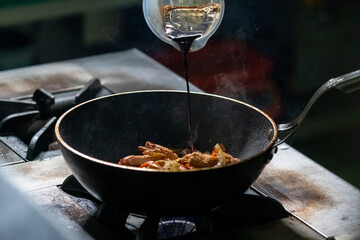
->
xmin=158 ymin=218 xmax=196 ymax=239
xmin=61 ymin=175 xmax=289 ymax=240
xmin=0 ymin=78 xmax=113 ymax=161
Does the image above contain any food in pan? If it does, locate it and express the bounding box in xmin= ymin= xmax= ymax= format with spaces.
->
xmin=119 ymin=141 xmax=240 ymax=171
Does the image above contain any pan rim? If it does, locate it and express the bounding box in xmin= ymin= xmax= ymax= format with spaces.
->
xmin=55 ymin=90 xmax=278 ymax=172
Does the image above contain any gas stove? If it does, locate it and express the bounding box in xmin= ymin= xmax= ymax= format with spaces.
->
xmin=0 ymin=49 xmax=359 ymax=240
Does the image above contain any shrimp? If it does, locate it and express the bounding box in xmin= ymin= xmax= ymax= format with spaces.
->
xmin=118 ymin=142 xmax=241 ymax=170
xmin=119 ymin=155 xmax=160 ymax=166
xmin=138 ymin=141 xmax=178 ymax=160
xmin=119 ymin=141 xmax=178 ymax=166
xmin=183 ymin=152 xmax=220 ymax=168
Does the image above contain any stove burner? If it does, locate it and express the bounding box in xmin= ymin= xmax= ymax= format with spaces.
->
xmin=0 ymin=79 xmax=113 ymax=160
xmin=61 ymin=175 xmax=289 ymax=240
xmin=158 ymin=219 xmax=196 ymax=239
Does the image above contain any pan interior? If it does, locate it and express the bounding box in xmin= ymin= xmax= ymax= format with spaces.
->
xmin=58 ymin=91 xmax=276 ymax=163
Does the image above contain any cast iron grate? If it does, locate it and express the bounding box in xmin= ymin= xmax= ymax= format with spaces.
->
xmin=0 ymin=78 xmax=113 ymax=161
xmin=61 ymin=175 xmax=289 ymax=240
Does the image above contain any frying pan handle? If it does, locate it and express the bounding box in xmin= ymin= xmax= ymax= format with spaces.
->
xmin=274 ymin=69 xmax=360 ymax=147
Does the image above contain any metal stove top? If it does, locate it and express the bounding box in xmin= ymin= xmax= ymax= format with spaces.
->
xmin=0 ymin=49 xmax=359 ymax=240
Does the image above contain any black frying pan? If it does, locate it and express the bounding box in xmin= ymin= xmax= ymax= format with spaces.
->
xmin=55 ymin=70 xmax=359 ymax=216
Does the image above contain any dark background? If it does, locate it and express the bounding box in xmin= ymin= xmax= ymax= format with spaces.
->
xmin=0 ymin=0 xmax=359 ymax=187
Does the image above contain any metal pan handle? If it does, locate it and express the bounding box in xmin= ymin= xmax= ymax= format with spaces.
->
xmin=274 ymin=69 xmax=360 ymax=147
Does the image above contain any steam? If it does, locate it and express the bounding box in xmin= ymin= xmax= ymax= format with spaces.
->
xmin=213 ymin=72 xmax=248 ymax=101
xmin=212 ymin=44 xmax=250 ymax=102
